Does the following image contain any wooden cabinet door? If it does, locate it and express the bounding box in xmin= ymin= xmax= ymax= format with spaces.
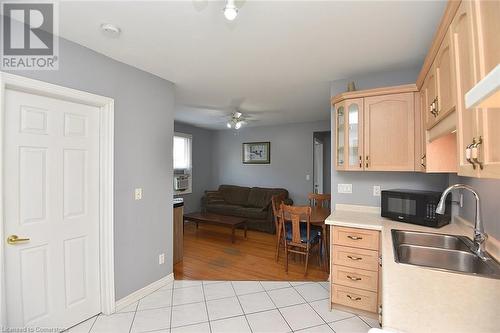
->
xmin=473 ymin=0 xmax=500 ymax=179
xmin=364 ymin=93 xmax=415 ymax=171
xmin=335 ymin=101 xmax=347 ymax=170
xmin=451 ymin=0 xmax=480 ymax=177
xmin=423 ymin=69 xmax=438 ymax=129
xmin=414 ymin=91 xmax=426 ymax=172
xmin=345 ymin=98 xmax=364 ymax=171
xmin=473 ymin=0 xmax=500 ymax=77
xmin=435 ymin=30 xmax=456 ymax=121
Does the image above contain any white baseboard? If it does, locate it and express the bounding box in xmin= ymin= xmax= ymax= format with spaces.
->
xmin=115 ymin=273 xmax=174 ymax=312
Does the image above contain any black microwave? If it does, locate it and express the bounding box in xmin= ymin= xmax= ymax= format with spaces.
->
xmin=381 ymin=189 xmax=451 ymax=228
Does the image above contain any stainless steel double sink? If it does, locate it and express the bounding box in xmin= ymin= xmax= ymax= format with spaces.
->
xmin=392 ymin=229 xmax=500 ymax=279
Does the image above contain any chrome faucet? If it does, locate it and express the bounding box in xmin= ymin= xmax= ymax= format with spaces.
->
xmin=436 ymin=184 xmax=488 ymax=259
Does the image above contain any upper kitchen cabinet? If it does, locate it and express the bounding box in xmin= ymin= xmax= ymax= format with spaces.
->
xmin=473 ymin=0 xmax=500 ymax=76
xmin=422 ymin=31 xmax=456 ymax=130
xmin=415 ymin=0 xmax=499 ymax=179
xmin=335 ymin=98 xmax=364 ymax=171
xmin=472 ymin=0 xmax=500 ymax=178
xmin=332 ymin=85 xmax=416 ymax=172
xmin=335 ymin=101 xmax=346 ymax=169
xmin=345 ymin=98 xmax=364 ymax=171
xmin=435 ymin=30 xmax=456 ymax=121
xmin=422 ymin=65 xmax=438 ymax=129
xmin=451 ymin=0 xmax=481 ymax=177
xmin=364 ymin=93 xmax=415 ymax=171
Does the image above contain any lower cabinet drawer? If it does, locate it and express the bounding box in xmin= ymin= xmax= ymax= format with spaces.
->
xmin=333 ymin=226 xmax=380 ymax=251
xmin=332 ymin=245 xmax=379 ymax=271
xmin=332 ymin=284 xmax=378 ymax=313
xmin=332 ymin=265 xmax=378 ymax=292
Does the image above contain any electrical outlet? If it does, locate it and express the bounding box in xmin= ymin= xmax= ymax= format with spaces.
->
xmin=158 ymin=253 xmax=165 ymax=265
xmin=373 ymin=185 xmax=381 ymax=197
xmin=338 ymin=184 xmax=352 ymax=194
xmin=135 ymin=188 xmax=143 ymax=200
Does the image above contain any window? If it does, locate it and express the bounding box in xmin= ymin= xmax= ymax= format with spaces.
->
xmin=173 ymin=133 xmax=192 ymax=170
xmin=173 ymin=133 xmax=192 ymax=195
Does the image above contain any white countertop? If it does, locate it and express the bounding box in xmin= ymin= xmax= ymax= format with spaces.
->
xmin=326 ymin=204 xmax=500 ymax=333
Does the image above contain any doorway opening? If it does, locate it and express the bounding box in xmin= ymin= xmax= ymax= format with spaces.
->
xmin=313 ymin=131 xmax=331 ymax=195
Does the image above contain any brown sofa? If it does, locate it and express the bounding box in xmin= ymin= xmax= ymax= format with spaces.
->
xmin=201 ymin=185 xmax=292 ymax=234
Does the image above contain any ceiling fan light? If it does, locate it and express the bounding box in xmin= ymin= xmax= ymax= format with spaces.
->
xmin=223 ymin=0 xmax=238 ymax=21
xmin=235 ymin=121 xmax=242 ymax=129
xmin=226 ymin=122 xmax=232 ymax=128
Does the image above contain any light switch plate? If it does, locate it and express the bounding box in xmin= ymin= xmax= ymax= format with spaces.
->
xmin=158 ymin=253 xmax=165 ymax=265
xmin=135 ymin=188 xmax=143 ymax=200
xmin=373 ymin=185 xmax=381 ymax=197
xmin=306 ymin=174 xmax=311 ymax=181
xmin=338 ymin=184 xmax=352 ymax=194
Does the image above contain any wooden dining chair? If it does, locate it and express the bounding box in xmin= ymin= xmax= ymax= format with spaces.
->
xmin=308 ymin=193 xmax=331 ymax=209
xmin=280 ymin=203 xmax=322 ymax=275
xmin=271 ymin=194 xmax=286 ymax=261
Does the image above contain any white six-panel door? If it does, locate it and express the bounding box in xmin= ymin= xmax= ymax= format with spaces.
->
xmin=4 ymin=89 xmax=101 ymax=329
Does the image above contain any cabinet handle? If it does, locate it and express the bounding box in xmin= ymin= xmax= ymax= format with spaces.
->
xmin=359 ymin=155 xmax=362 ymax=168
xmin=365 ymin=155 xmax=369 ymax=168
xmin=347 ymin=275 xmax=362 ymax=281
xmin=346 ymin=295 xmax=362 ymax=301
xmin=347 ymin=235 xmax=363 ymax=240
xmin=466 ymin=140 xmax=477 ymax=169
xmin=472 ymin=136 xmax=483 ymax=170
xmin=347 ymin=255 xmax=363 ymax=261
xmin=420 ymin=154 xmax=426 ymax=168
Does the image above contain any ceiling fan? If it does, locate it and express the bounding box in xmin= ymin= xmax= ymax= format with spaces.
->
xmin=226 ymin=111 xmax=247 ymax=129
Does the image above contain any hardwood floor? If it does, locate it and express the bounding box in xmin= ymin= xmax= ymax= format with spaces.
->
xmin=174 ymin=222 xmax=329 ymax=281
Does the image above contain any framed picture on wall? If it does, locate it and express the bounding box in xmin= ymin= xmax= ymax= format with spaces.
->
xmin=242 ymin=142 xmax=271 ymax=164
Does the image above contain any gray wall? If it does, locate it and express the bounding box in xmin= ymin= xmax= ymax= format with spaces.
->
xmin=174 ymin=122 xmax=215 ymax=213
xmin=449 ymin=175 xmax=500 ymax=240
xmin=9 ymin=38 xmax=175 ymax=300
xmin=212 ymin=121 xmax=330 ymax=205
xmin=330 ymin=68 xmax=450 ymax=207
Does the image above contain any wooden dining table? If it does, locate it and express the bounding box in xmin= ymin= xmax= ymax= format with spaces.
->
xmin=281 ymin=206 xmax=331 ymax=271
xmin=310 ymin=206 xmax=331 ymax=271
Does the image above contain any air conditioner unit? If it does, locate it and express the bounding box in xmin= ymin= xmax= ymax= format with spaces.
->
xmin=174 ymin=174 xmax=190 ymax=191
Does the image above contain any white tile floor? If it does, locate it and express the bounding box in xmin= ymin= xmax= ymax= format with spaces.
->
xmin=68 ymin=280 xmax=380 ymax=333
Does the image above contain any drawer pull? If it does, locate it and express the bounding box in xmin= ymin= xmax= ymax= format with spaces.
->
xmin=346 ymin=275 xmax=362 ymax=281
xmin=347 ymin=255 xmax=363 ymax=261
xmin=346 ymin=294 xmax=362 ymax=301
xmin=347 ymin=235 xmax=363 ymax=240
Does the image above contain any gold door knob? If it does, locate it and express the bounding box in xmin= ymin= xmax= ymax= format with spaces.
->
xmin=7 ymin=235 xmax=30 ymax=245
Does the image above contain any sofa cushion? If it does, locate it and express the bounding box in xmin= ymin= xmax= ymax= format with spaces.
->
xmin=247 ymin=187 xmax=269 ymax=208
xmin=219 ymin=185 xmax=251 ymax=206
xmin=248 ymin=187 xmax=289 ymax=209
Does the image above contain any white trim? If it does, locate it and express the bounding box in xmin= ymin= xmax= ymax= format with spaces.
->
xmin=115 ymin=274 xmax=174 ymax=311
xmin=465 ymin=64 xmax=500 ymax=109
xmin=0 ymin=72 xmax=115 ymax=324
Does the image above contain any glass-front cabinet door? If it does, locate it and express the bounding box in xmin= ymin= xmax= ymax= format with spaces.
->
xmin=346 ymin=98 xmax=364 ymax=170
xmin=335 ymin=102 xmax=345 ymax=169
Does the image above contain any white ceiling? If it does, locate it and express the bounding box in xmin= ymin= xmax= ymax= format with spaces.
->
xmin=58 ymin=1 xmax=446 ymax=129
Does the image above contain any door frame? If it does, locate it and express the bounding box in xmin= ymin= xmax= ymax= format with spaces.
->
xmin=313 ymin=138 xmax=324 ymax=194
xmin=0 ymin=72 xmax=116 ymax=326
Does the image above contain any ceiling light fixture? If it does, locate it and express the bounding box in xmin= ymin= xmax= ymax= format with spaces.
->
xmin=100 ymin=23 xmax=121 ymax=38
xmin=223 ymin=0 xmax=238 ymax=21
xmin=227 ymin=111 xmax=245 ymax=130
